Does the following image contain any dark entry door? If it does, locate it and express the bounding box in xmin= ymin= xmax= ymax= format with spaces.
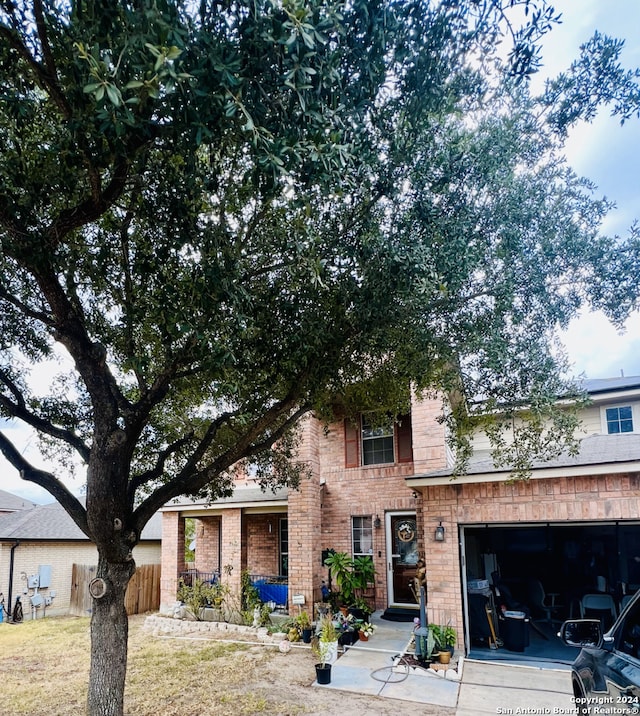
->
xmin=387 ymin=512 xmax=418 ymax=606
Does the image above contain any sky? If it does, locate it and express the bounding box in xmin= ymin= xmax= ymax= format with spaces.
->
xmin=538 ymin=0 xmax=640 ymax=379
xmin=2 ymin=0 xmax=640 ymax=503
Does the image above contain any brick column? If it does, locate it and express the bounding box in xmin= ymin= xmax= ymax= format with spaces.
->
xmin=160 ymin=511 xmax=185 ymax=610
xmin=410 ymin=393 xmax=448 ymax=473
xmin=219 ymin=508 xmax=243 ymax=596
xmin=288 ymin=415 xmax=323 ymax=615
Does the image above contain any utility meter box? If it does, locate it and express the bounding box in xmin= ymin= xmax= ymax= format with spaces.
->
xmin=27 ymin=574 xmax=39 ymax=589
xmin=38 ymin=565 xmax=52 ymax=589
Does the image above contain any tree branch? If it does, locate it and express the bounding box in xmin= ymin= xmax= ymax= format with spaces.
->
xmin=47 ymin=157 xmax=131 ymax=245
xmin=0 ymin=17 xmax=72 ymax=119
xmin=0 ymin=431 xmax=89 ymax=536
xmin=33 ymin=0 xmax=60 ymax=92
xmin=131 ymin=395 xmax=308 ymax=531
xmin=242 ymin=404 xmax=309 ymax=458
xmin=127 ymin=431 xmax=195 ymax=498
xmin=0 ymin=283 xmax=54 ymax=327
xmin=0 ymin=370 xmax=91 ymax=463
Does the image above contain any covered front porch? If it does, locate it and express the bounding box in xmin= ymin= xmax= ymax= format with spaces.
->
xmin=160 ymin=486 xmax=292 ymax=612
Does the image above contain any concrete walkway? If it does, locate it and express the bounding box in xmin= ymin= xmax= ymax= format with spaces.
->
xmin=456 ymin=660 xmax=574 ymax=715
xmin=313 ymin=611 xmax=576 ymax=713
xmin=314 ymin=611 xmax=460 ymax=708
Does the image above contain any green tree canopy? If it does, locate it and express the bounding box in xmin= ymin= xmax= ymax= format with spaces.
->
xmin=2 ymin=1 xmax=640 ymax=714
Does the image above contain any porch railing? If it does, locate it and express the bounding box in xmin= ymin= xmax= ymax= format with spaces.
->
xmin=178 ymin=570 xmax=288 ymax=607
xmin=178 ymin=569 xmax=219 ymax=586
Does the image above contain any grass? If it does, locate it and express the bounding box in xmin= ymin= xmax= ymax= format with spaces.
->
xmin=0 ymin=615 xmax=308 ymax=715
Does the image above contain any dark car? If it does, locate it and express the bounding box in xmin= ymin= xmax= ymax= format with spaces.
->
xmin=560 ymin=592 xmax=640 ymax=716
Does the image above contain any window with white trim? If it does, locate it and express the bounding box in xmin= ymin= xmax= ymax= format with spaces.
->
xmin=605 ymin=405 xmax=634 ymax=434
xmin=344 ymin=413 xmax=413 ymax=468
xmin=352 ymin=516 xmax=373 ymax=556
xmin=361 ymin=415 xmax=394 ymax=465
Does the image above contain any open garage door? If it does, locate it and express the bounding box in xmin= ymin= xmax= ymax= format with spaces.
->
xmin=461 ymin=521 xmax=640 ymax=664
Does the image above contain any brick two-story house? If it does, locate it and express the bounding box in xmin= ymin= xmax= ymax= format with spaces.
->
xmin=161 ymin=376 xmax=640 ymax=658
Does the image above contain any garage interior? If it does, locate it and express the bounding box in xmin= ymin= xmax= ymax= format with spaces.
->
xmin=462 ymin=522 xmax=640 ymax=665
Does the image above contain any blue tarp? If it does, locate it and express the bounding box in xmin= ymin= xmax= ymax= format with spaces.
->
xmin=253 ymin=580 xmax=288 ymax=605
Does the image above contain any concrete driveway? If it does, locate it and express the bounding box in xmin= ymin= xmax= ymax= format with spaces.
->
xmin=456 ymin=660 xmax=575 ymax=715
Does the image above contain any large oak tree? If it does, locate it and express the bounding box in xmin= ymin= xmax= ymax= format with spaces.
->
xmin=2 ymin=1 xmax=640 ymax=714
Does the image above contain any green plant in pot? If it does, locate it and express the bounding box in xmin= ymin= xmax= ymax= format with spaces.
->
xmin=349 ymin=596 xmax=372 ymax=622
xmin=324 ymin=552 xmax=375 ymax=613
xmin=313 ymin=617 xmax=338 ymax=684
xmin=324 ymin=551 xmax=356 ymax=607
xmin=352 ymin=555 xmax=375 ymax=589
xmin=296 ymin=610 xmax=313 ymax=643
xmin=430 ymin=623 xmax=457 ymax=662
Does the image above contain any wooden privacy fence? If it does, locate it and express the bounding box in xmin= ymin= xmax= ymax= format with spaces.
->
xmin=70 ymin=563 xmax=161 ymax=616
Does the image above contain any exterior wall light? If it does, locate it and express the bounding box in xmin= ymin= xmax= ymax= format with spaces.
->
xmin=374 ymin=515 xmax=381 ymax=529
xmin=434 ymin=521 xmax=445 ymax=542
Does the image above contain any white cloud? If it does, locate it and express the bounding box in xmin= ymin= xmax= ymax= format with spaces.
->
xmin=542 ymin=0 xmax=640 ymax=378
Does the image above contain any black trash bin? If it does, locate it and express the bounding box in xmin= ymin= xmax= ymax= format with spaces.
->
xmin=501 ymin=611 xmax=529 ymax=652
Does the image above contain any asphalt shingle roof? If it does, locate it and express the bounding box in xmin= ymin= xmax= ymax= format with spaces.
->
xmin=0 ymin=500 xmax=161 ymax=541
xmin=0 ymin=489 xmax=37 ymax=512
xmin=420 ymin=432 xmax=640 ymax=479
xmin=166 ymin=484 xmax=289 ymax=508
xmin=580 ymin=376 xmax=640 ymax=394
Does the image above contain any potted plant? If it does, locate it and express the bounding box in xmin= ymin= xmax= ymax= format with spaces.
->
xmin=313 ymin=616 xmax=339 ymax=684
xmin=337 ymin=613 xmax=359 ymax=646
xmin=348 ymin=596 xmax=372 ymax=622
xmin=296 ymin=610 xmax=313 ymax=643
xmin=358 ymin=621 xmax=376 ymax=642
xmin=324 ymin=552 xmax=376 ymax=614
xmin=324 ymin=551 xmax=356 ymax=608
xmin=431 ymin=623 xmax=457 ymax=663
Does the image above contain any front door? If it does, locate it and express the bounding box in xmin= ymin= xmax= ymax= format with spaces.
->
xmin=386 ymin=512 xmax=419 ymax=606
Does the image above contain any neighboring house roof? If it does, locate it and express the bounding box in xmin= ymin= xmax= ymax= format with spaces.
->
xmin=409 ymin=377 xmax=640 ymax=487
xmin=163 ymin=484 xmax=289 ymax=511
xmin=580 ymin=376 xmax=640 ymax=394
xmin=0 ymin=489 xmax=37 ymax=513
xmin=0 ymin=500 xmax=162 ymax=541
xmin=409 ymin=433 xmax=640 ymax=486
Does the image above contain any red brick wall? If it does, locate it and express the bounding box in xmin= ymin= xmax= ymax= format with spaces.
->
xmin=288 ymin=415 xmax=324 ymax=611
xmin=160 ymin=512 xmax=185 ymax=607
xmin=245 ymin=514 xmax=281 ymax=576
xmin=311 ymin=396 xmax=447 ymax=609
xmin=220 ymin=509 xmax=243 ymax=594
xmin=194 ymin=517 xmax=220 ymax=573
xmin=419 ymin=472 xmax=640 ymax=649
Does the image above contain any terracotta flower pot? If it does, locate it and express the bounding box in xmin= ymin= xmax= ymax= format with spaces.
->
xmin=438 ymin=650 xmax=451 ymax=664
xmin=358 ymin=631 xmax=369 ymax=642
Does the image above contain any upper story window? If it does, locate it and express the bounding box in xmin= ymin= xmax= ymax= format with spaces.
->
xmin=344 ymin=413 xmax=413 ymax=467
xmin=605 ymin=405 xmax=634 ymax=434
xmin=362 ymin=416 xmax=394 ymax=465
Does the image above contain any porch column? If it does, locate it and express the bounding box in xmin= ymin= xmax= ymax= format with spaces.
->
xmin=288 ymin=415 xmax=323 ymax=616
xmin=160 ymin=511 xmax=185 ymax=610
xmin=219 ymin=508 xmax=243 ymax=596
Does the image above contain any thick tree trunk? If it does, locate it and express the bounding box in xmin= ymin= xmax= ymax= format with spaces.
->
xmin=87 ymin=556 xmax=136 ymax=716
